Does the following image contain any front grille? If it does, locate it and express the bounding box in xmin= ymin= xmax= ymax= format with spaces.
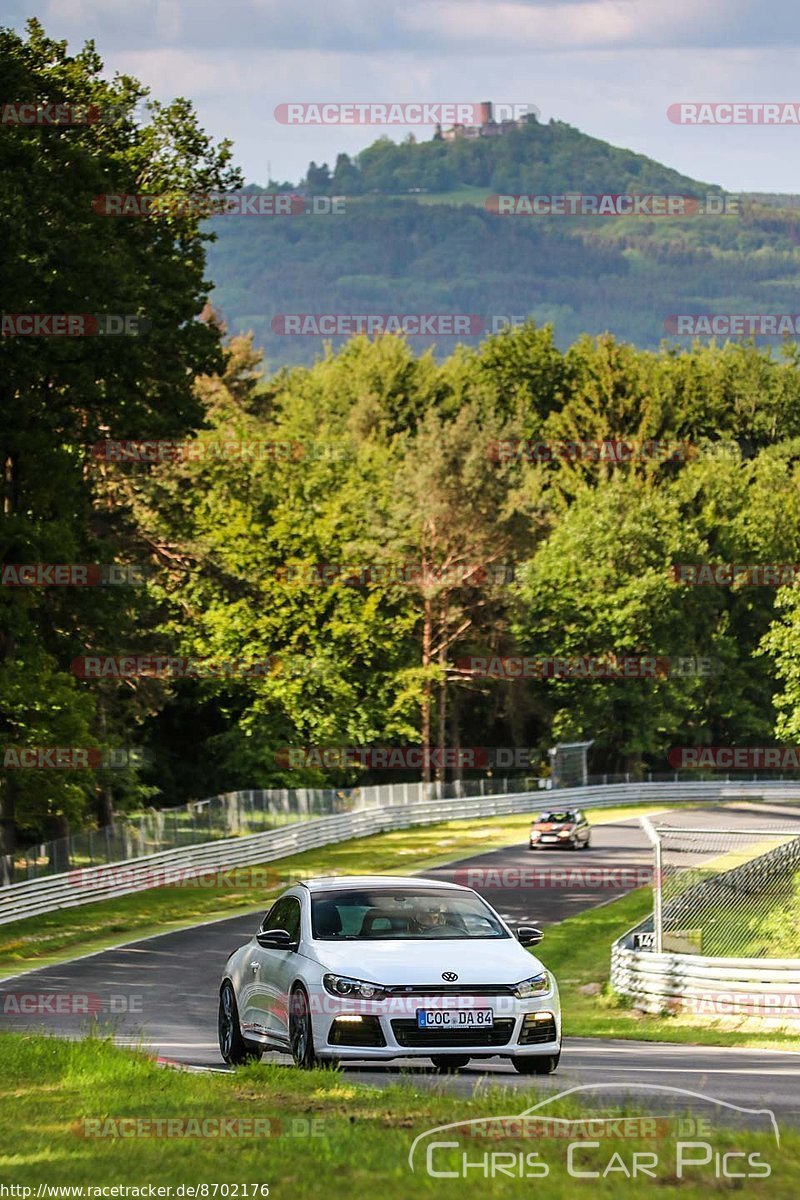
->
xmin=519 ymin=1015 xmax=557 ymax=1045
xmin=391 ymin=1018 xmax=515 ymax=1048
xmin=328 ymin=1016 xmax=386 ymax=1048
xmin=384 ymin=984 xmax=516 ymax=996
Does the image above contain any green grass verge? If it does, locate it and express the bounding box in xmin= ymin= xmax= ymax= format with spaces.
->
xmin=0 ymin=1033 xmax=795 ymax=1195
xmin=0 ymin=803 xmax=673 ymax=977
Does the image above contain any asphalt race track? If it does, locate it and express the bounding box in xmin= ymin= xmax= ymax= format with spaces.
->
xmin=2 ymin=803 xmax=799 ymax=1126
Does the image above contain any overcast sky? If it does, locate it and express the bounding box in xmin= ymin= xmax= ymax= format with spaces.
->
xmin=9 ymin=1 xmax=800 ymax=191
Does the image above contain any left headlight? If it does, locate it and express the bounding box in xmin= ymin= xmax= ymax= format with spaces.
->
xmin=513 ymin=972 xmax=551 ymax=998
xmin=557 ymin=827 xmax=574 ymax=838
xmin=323 ymin=973 xmax=387 ymax=1001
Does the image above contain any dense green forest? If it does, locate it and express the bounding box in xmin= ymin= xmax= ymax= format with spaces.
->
xmin=5 ymin=21 xmax=800 ymax=852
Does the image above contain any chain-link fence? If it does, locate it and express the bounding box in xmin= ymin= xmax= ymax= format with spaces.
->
xmin=640 ymin=815 xmax=800 ymax=957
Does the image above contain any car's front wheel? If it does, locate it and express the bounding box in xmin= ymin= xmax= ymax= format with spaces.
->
xmin=218 ymin=981 xmax=262 ymax=1065
xmin=289 ymin=986 xmax=320 ymax=1069
xmin=511 ymin=1052 xmax=560 ymax=1075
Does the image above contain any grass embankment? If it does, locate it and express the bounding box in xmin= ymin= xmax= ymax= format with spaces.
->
xmin=0 ymin=1033 xmax=794 ymax=1195
xmin=0 ymin=804 xmax=669 ymax=977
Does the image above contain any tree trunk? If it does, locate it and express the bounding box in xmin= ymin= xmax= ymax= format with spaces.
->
xmin=436 ymin=646 xmax=446 ymax=799
xmin=95 ymin=699 xmax=114 ymax=828
xmin=46 ymin=813 xmax=71 ymax=874
xmin=0 ymin=623 xmax=17 ymax=854
xmin=421 ymin=598 xmax=432 ymax=798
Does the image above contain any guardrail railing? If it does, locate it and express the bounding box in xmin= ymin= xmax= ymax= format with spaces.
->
xmin=3 ymin=778 xmax=800 ymax=926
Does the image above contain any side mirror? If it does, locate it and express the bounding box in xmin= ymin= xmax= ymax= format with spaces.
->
xmin=517 ymin=925 xmax=544 ymax=947
xmin=257 ymin=928 xmax=295 ymax=950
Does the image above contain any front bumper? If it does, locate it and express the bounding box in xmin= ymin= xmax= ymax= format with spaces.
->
xmin=530 ymin=835 xmax=577 ymax=848
xmin=311 ymin=989 xmax=561 ymax=1061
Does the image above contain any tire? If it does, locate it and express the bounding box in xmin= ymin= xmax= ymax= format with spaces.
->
xmin=289 ymin=986 xmax=320 ymax=1069
xmin=511 ymin=1052 xmax=560 ymax=1075
xmin=218 ymin=981 xmax=262 ymax=1065
xmin=582 ymin=838 xmax=591 ymax=850
xmin=431 ymin=1055 xmax=470 ymax=1073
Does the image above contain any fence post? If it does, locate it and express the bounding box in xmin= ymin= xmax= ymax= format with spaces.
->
xmin=640 ymin=816 xmax=663 ymax=954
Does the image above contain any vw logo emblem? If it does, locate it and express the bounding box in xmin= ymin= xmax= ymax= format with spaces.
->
xmin=442 ymin=971 xmax=458 ymax=982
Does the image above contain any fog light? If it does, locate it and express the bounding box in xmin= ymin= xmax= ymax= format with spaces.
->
xmin=335 ymin=1015 xmax=364 ymax=1023
xmin=520 ymin=1010 xmax=557 ymax=1045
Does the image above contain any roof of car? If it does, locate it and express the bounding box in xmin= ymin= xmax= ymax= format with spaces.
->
xmin=300 ymin=874 xmax=470 ymax=894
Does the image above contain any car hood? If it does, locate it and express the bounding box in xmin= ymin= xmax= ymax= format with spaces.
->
xmin=306 ymin=938 xmax=546 ymax=985
xmin=532 ymin=823 xmax=571 ymax=831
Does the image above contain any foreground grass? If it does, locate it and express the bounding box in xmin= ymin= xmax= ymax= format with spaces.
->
xmin=0 ymin=1033 xmax=795 ymax=1196
xmin=0 ymin=803 xmax=673 ymax=977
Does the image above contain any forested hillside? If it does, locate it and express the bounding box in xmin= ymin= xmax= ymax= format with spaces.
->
xmin=206 ymin=123 xmax=800 ymax=368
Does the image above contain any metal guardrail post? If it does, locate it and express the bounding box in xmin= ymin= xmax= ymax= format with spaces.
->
xmin=640 ymin=815 xmax=663 ymax=953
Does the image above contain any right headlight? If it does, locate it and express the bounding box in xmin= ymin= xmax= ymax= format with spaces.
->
xmin=323 ymin=973 xmax=387 ymax=1001
xmin=513 ymin=971 xmax=551 ymax=999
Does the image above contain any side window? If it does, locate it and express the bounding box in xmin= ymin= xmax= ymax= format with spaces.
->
xmin=281 ymin=898 xmax=301 ymax=942
xmin=260 ymin=900 xmax=281 ymax=932
xmin=264 ymin=896 xmax=301 ymax=941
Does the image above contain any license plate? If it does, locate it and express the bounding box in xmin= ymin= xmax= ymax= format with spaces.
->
xmin=541 ymin=835 xmax=558 ymax=842
xmin=416 ymin=1008 xmax=494 ymax=1029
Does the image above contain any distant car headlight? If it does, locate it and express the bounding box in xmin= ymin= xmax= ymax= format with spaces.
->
xmin=529 ymin=830 xmax=541 ymax=840
xmin=557 ymin=827 xmax=574 ymax=838
xmin=513 ymin=972 xmax=551 ymax=999
xmin=323 ymin=973 xmax=387 ymax=1001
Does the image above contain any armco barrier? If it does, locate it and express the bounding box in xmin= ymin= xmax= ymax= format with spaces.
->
xmin=3 ymin=779 xmax=800 ymax=926
xmin=611 ymin=939 xmax=800 ymax=1024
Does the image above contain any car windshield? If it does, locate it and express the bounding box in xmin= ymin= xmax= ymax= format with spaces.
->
xmin=535 ymin=812 xmax=574 ymax=823
xmin=310 ymin=888 xmax=510 ymax=940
